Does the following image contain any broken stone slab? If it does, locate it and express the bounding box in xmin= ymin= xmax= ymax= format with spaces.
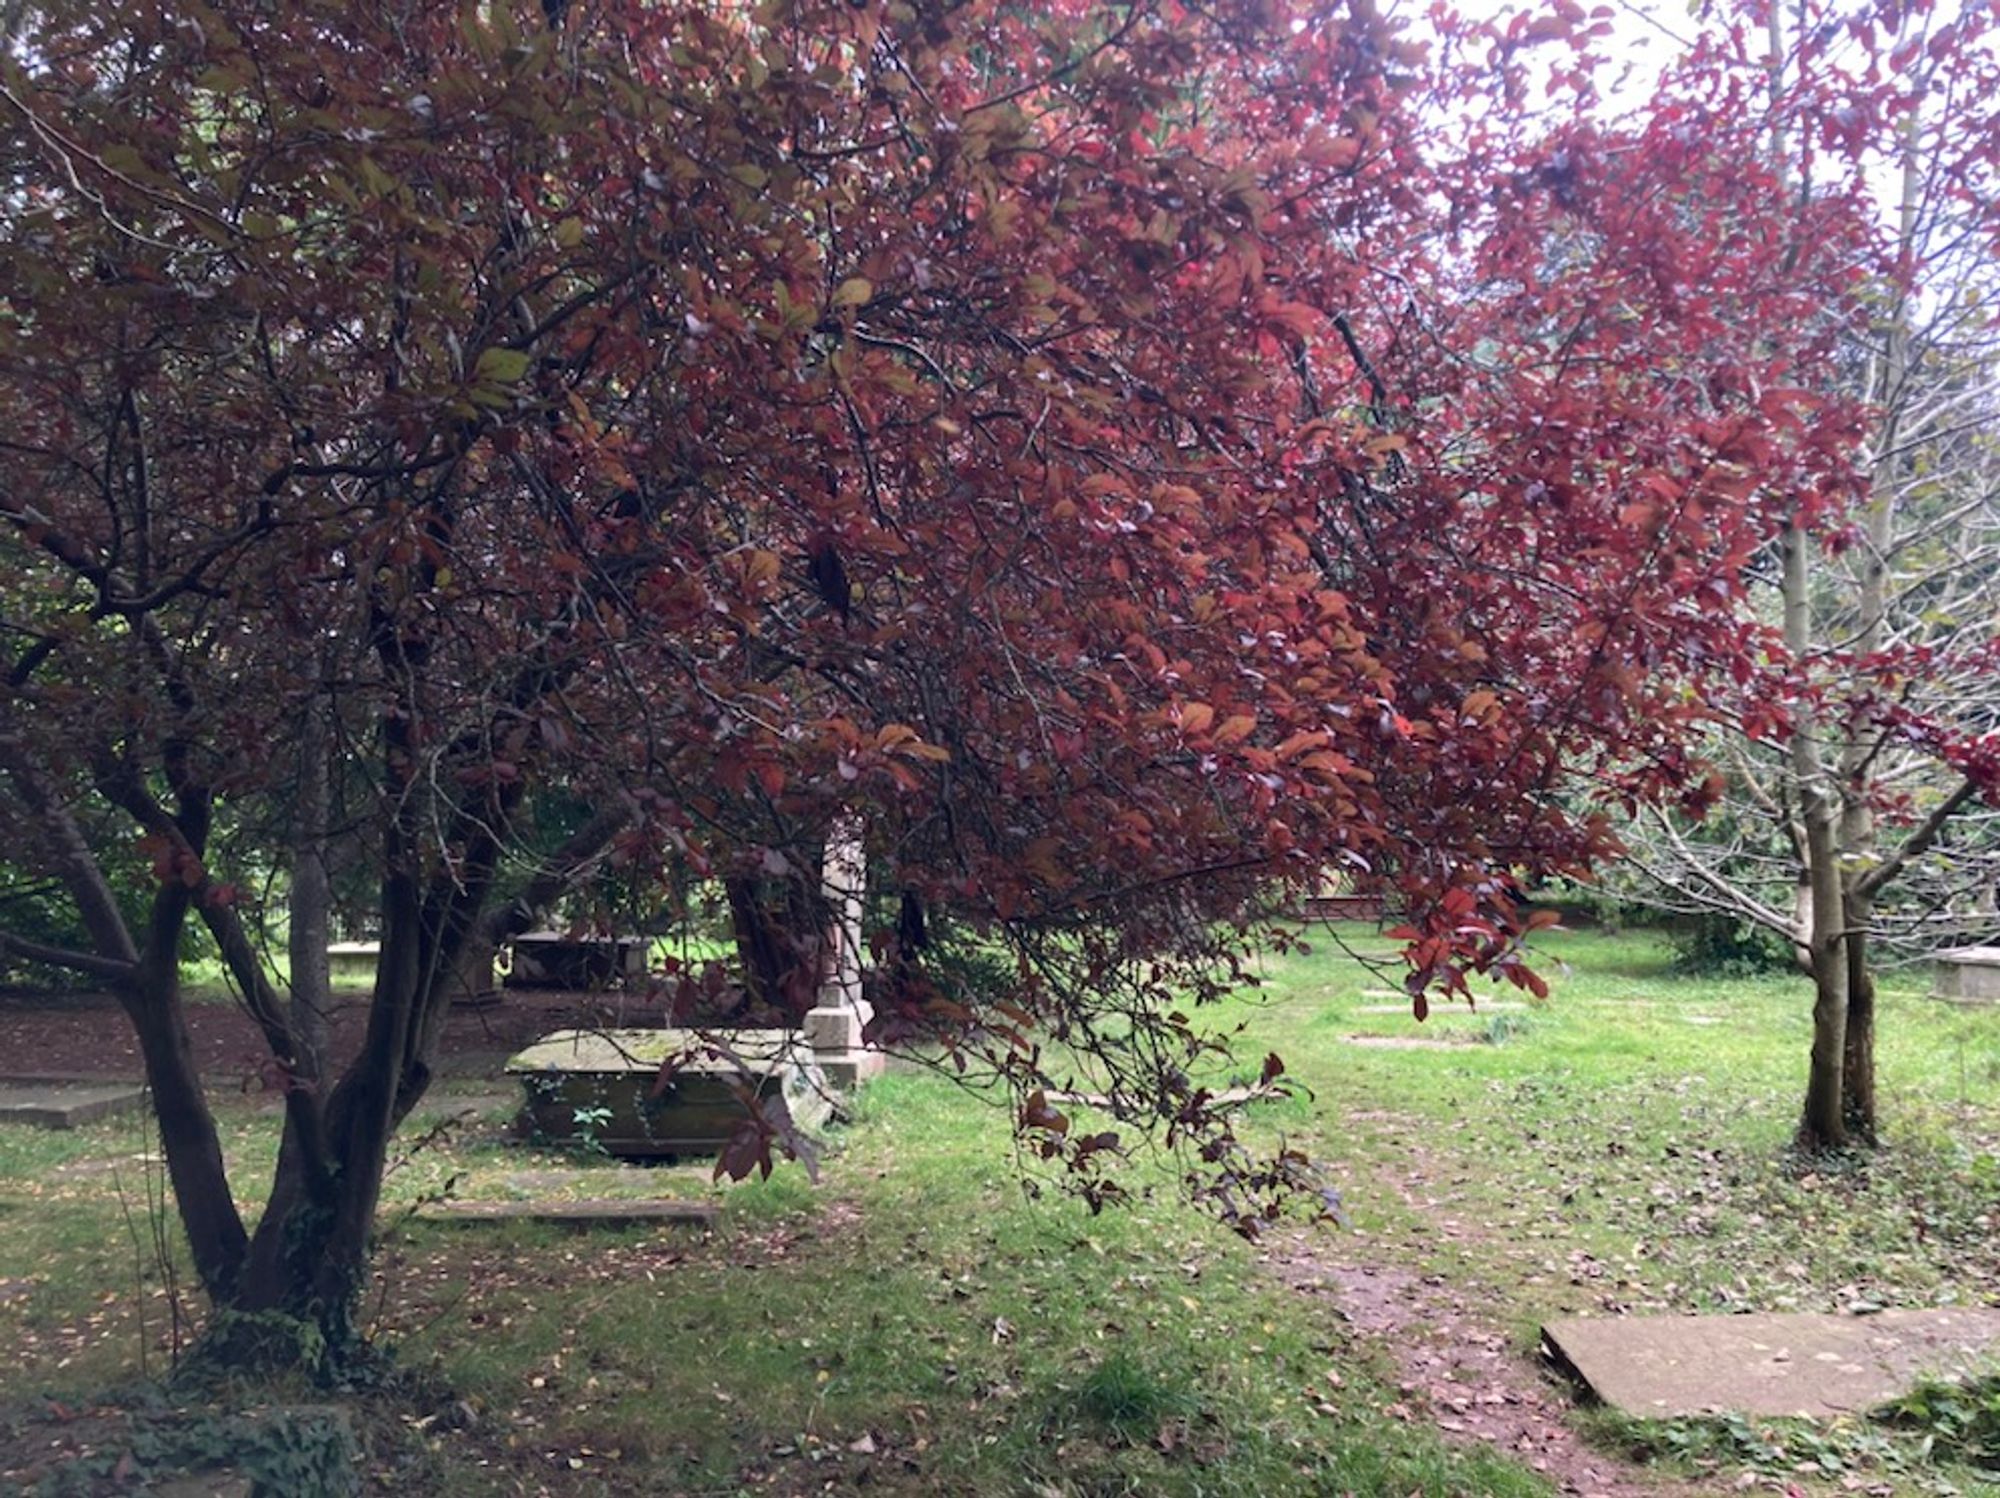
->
xmin=1932 ymin=945 xmax=2000 ymax=1004
xmin=414 ymin=1197 xmax=719 ymax=1227
xmin=49 ymin=1152 xmax=166 ymax=1183
xmin=1544 ymin=1308 xmax=2000 ymax=1420
xmin=0 ymin=1081 xmax=148 ymax=1130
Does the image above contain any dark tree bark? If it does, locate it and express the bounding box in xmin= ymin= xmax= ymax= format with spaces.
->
xmin=1841 ymin=898 xmax=1878 ymax=1145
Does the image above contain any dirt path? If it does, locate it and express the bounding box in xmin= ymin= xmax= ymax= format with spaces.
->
xmin=1260 ymin=1158 xmax=1692 ymax=1498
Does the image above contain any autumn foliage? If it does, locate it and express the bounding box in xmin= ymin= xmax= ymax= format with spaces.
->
xmin=2 ymin=0 xmax=1984 ymax=1355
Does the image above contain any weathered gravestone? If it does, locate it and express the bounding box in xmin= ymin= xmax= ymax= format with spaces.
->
xmin=325 ymin=941 xmax=378 ymax=984
xmin=416 ymin=1197 xmax=719 ymax=1228
xmin=1544 ymin=1308 xmax=2000 ymax=1420
xmin=329 ymin=938 xmax=499 ymax=1007
xmin=1932 ymin=945 xmax=2000 ymax=1005
xmin=0 ymin=1081 xmax=148 ymax=1129
xmin=505 ymin=1027 xmax=830 ymax=1158
xmin=506 ymin=932 xmax=650 ymax=990
xmin=804 ymin=817 xmax=885 ymax=1086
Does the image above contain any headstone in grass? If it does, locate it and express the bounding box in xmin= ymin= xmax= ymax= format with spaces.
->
xmin=1544 ymin=1308 xmax=2000 ymax=1420
xmin=801 ymin=817 xmax=887 ymax=1087
xmin=1932 ymin=946 xmax=2000 ymax=1005
xmin=0 ymin=1081 xmax=147 ymax=1129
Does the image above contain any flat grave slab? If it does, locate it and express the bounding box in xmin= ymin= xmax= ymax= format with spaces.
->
xmin=414 ymin=1197 xmax=718 ymax=1228
xmin=1545 ymin=1308 xmax=2000 ymax=1420
xmin=0 ymin=1082 xmax=148 ymax=1130
xmin=1341 ymin=1033 xmax=1473 ymax=1050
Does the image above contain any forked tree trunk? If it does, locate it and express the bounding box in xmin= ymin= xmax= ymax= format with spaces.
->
xmin=227 ymin=894 xmax=458 ymax=1358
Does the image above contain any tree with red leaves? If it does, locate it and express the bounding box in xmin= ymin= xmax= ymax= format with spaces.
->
xmin=1612 ymin=0 xmax=2000 ymax=1152
xmin=0 ymin=0 xmax=1971 ymax=1364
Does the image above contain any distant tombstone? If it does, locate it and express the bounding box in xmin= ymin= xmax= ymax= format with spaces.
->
xmin=506 ymin=932 xmax=648 ymax=990
xmin=1932 ymin=945 xmax=2000 ymax=1005
xmin=804 ymin=817 xmax=884 ymax=1087
xmin=326 ymin=941 xmax=379 ymax=984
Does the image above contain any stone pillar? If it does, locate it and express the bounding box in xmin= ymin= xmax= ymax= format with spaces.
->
xmin=803 ymin=817 xmax=883 ymax=1085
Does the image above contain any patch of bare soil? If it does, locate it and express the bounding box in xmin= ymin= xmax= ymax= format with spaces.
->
xmin=1263 ymin=1220 xmax=1692 ymax=1497
xmin=0 ymin=985 xmax=666 ymax=1086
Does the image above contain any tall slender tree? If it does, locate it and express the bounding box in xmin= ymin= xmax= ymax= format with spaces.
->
xmin=1616 ymin=0 xmax=2000 ymax=1150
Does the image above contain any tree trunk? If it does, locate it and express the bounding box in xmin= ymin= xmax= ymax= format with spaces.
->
xmin=288 ymin=686 xmax=334 ymax=1084
xmin=1820 ymin=125 xmax=1915 ymax=1154
xmin=225 ymin=878 xmax=474 ymax=1363
xmin=1841 ymin=894 xmax=1879 ymax=1144
xmin=1797 ymin=867 xmax=1849 ymax=1152
xmin=1785 ymin=517 xmax=1850 ymax=1153
xmin=119 ymin=898 xmax=250 ymax=1303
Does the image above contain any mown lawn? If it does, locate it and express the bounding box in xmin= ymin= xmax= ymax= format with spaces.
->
xmin=0 ymin=925 xmax=1995 ymax=1495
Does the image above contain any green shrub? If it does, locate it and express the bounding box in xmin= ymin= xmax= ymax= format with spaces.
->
xmin=1667 ymin=913 xmax=1793 ymax=978
xmin=1876 ymin=1373 xmax=2000 ymax=1469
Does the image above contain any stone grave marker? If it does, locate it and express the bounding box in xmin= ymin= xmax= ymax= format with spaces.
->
xmin=326 ymin=941 xmax=378 ymax=983
xmin=507 ymin=932 xmax=649 ymax=990
xmin=0 ymin=1081 xmax=148 ymax=1130
xmin=1545 ymin=1308 xmax=2000 ymax=1420
xmin=416 ymin=1198 xmax=718 ymax=1228
xmin=1932 ymin=945 xmax=2000 ymax=1004
xmin=804 ymin=817 xmax=884 ymax=1086
xmin=506 ymin=1027 xmax=830 ymax=1158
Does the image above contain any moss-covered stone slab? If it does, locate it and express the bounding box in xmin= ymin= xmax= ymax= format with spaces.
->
xmin=1544 ymin=1309 xmax=2000 ymax=1419
xmin=505 ymin=1028 xmax=829 ymax=1158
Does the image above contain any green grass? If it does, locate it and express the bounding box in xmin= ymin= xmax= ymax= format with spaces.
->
xmin=1235 ymin=928 xmax=2000 ymax=1323
xmin=1 ymin=925 xmax=1996 ymax=1494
